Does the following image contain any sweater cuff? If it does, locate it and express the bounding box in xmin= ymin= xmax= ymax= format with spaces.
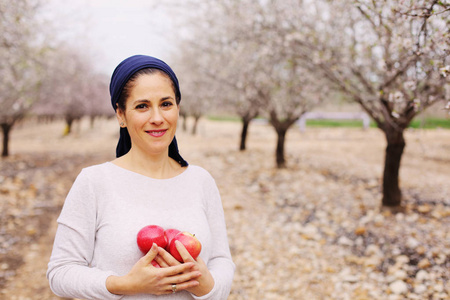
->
xmin=102 ymin=272 xmax=125 ymax=300
xmin=191 ymin=282 xmax=217 ymax=300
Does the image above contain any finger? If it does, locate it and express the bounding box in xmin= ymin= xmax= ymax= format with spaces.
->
xmin=142 ymin=243 xmax=158 ymax=264
xmin=175 ymin=240 xmax=195 ymax=263
xmin=159 ymin=262 xmax=197 ymax=278
xmin=171 ymin=269 xmax=202 ymax=284
xmin=154 ymin=253 xmax=169 ymax=268
xmin=165 ymin=280 xmax=200 ymax=294
xmin=157 ymin=246 xmax=181 ymax=266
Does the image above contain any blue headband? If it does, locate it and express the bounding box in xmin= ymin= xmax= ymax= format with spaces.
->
xmin=109 ymin=55 xmax=187 ymax=166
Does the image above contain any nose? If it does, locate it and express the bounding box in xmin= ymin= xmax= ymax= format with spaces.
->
xmin=149 ymin=108 xmax=164 ymax=125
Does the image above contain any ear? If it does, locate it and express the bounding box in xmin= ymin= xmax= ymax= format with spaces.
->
xmin=116 ymin=107 xmax=126 ymax=127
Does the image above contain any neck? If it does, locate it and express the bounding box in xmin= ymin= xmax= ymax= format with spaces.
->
xmin=113 ymin=147 xmax=182 ymax=179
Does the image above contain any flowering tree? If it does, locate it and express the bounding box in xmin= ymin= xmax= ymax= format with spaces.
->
xmin=200 ymin=2 xmax=271 ymax=151
xmin=286 ymin=0 xmax=450 ymax=206
xmin=33 ymin=45 xmax=111 ymax=135
xmin=267 ymin=58 xmax=327 ymax=168
xmin=1 ymin=0 xmax=110 ymax=156
xmin=172 ymin=0 xmax=326 ymax=165
xmin=0 ymin=0 xmax=48 ymax=156
xmin=166 ymin=0 xmax=448 ymax=186
xmin=172 ymin=44 xmax=217 ymax=135
xmin=170 ymin=1 xmax=267 ymax=144
xmin=248 ymin=0 xmax=328 ymax=168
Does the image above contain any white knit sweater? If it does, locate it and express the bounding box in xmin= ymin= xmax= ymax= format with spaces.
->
xmin=47 ymin=162 xmax=235 ymax=300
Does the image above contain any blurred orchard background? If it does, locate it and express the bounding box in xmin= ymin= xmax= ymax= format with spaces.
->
xmin=1 ymin=0 xmax=449 ymax=299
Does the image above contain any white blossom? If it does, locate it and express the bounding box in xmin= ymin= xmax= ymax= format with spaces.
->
xmin=440 ymin=66 xmax=450 ymax=78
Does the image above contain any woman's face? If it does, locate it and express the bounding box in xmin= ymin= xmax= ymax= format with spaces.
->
xmin=117 ymin=72 xmax=179 ymax=157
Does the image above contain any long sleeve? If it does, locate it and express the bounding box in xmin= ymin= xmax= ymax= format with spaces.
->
xmin=47 ymin=163 xmax=234 ymax=300
xmin=46 ymin=170 xmax=122 ymax=300
xmin=191 ymin=174 xmax=235 ymax=300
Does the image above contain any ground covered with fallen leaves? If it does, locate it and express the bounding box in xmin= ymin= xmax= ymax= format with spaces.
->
xmin=0 ymin=118 xmax=449 ymax=300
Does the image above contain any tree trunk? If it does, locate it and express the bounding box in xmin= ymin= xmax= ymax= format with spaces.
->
xmin=90 ymin=115 xmax=96 ymax=129
xmin=382 ymin=128 xmax=406 ymax=207
xmin=275 ymin=128 xmax=287 ymax=168
xmin=239 ymin=117 xmax=251 ymax=151
xmin=192 ymin=116 xmax=200 ymax=135
xmin=1 ymin=123 xmax=13 ymax=157
xmin=179 ymin=111 xmax=187 ymax=132
xmin=64 ymin=117 xmax=73 ymax=136
xmin=182 ymin=115 xmax=187 ymax=132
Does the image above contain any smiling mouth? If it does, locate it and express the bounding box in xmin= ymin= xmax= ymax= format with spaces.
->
xmin=146 ymin=130 xmax=167 ymax=137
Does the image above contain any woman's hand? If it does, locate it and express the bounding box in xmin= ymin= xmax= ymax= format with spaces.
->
xmin=157 ymin=241 xmax=215 ymax=297
xmin=106 ymin=243 xmax=201 ymax=296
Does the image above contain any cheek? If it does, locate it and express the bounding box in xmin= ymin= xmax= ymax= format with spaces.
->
xmin=126 ymin=112 xmax=148 ymax=127
xmin=168 ymin=109 xmax=179 ymax=123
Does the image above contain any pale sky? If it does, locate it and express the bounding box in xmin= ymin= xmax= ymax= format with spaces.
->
xmin=47 ymin=0 xmax=179 ymax=75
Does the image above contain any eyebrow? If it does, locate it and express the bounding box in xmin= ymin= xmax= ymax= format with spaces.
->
xmin=132 ymin=96 xmax=175 ymax=105
xmin=160 ymin=96 xmax=175 ymax=101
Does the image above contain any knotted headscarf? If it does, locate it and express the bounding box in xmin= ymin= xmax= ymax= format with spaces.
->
xmin=109 ymin=55 xmax=188 ymax=166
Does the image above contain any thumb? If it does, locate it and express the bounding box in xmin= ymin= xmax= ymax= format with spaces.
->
xmin=143 ymin=243 xmax=158 ymax=264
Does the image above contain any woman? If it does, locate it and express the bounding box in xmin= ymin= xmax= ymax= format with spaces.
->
xmin=47 ymin=55 xmax=235 ymax=299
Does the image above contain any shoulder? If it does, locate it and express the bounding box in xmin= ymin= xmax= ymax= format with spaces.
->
xmin=78 ymin=162 xmax=114 ymax=177
xmin=72 ymin=162 xmax=115 ymax=187
xmin=177 ymin=165 xmax=218 ymax=193
xmin=184 ymin=165 xmax=220 ymax=196
xmin=185 ymin=165 xmax=216 ymax=182
xmin=186 ymin=164 xmax=212 ymax=176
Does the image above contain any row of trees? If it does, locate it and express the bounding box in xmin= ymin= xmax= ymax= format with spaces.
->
xmin=168 ymin=0 xmax=449 ymax=207
xmin=0 ymin=0 xmax=111 ymax=157
xmin=33 ymin=46 xmax=111 ymax=134
xmin=1 ymin=0 xmax=448 ymax=208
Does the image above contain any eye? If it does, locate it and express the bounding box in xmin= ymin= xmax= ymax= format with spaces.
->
xmin=135 ymin=103 xmax=148 ymax=110
xmin=161 ymin=101 xmax=174 ymax=108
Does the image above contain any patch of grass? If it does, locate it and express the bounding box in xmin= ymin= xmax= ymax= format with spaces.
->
xmin=409 ymin=118 xmax=450 ymax=129
xmin=207 ymin=115 xmax=450 ymax=129
xmin=305 ymin=119 xmax=369 ymax=128
xmin=207 ymin=115 xmax=241 ymax=122
xmin=306 ymin=118 xmax=450 ymax=129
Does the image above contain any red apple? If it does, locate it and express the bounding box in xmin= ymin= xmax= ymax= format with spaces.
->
xmin=169 ymin=231 xmax=202 ymax=262
xmin=164 ymin=228 xmax=181 ymax=251
xmin=151 ymin=260 xmax=161 ymax=268
xmin=136 ymin=225 xmax=167 ymax=254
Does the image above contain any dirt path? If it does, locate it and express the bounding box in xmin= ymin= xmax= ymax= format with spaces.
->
xmin=1 ymin=118 xmax=449 ymax=299
xmin=4 ymin=213 xmax=59 ymax=299
xmin=1 ymin=119 xmax=117 ymax=299
xmin=0 ymin=152 xmax=112 ymax=300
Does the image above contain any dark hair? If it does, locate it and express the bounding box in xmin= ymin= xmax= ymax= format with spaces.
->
xmin=116 ymin=68 xmax=180 ymax=112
